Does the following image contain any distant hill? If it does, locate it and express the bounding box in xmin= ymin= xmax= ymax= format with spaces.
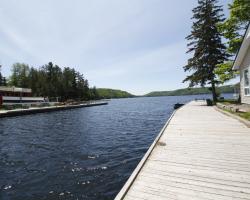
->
xmin=144 ymin=85 xmax=234 ymax=97
xmin=97 ymin=88 xmax=135 ymax=99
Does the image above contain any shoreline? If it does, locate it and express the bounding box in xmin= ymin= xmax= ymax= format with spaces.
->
xmin=0 ymin=101 xmax=108 ymax=118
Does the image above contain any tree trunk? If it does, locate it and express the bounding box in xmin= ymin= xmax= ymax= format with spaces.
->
xmin=211 ymin=81 xmax=217 ymax=102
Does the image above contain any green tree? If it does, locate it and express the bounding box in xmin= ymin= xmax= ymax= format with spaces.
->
xmin=28 ymin=67 xmax=45 ymax=96
xmin=90 ymin=86 xmax=100 ymax=100
xmin=9 ymin=63 xmax=30 ymax=88
xmin=214 ymin=61 xmax=238 ymax=83
xmin=183 ymin=0 xmax=228 ymax=102
xmin=215 ymin=0 xmax=250 ymax=82
xmin=75 ymin=72 xmax=89 ymax=100
xmin=62 ymin=67 xmax=74 ymax=100
xmin=220 ymin=0 xmax=250 ymax=54
xmin=8 ymin=62 xmax=93 ymax=101
xmin=41 ymin=62 xmax=63 ymax=98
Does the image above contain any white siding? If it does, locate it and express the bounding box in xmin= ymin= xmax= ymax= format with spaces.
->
xmin=240 ymin=46 xmax=250 ymax=104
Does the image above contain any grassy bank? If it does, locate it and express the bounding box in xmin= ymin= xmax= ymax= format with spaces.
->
xmin=217 ymin=100 xmax=250 ymax=121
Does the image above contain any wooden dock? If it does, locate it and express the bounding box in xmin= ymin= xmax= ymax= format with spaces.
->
xmin=0 ymin=101 xmax=108 ymax=118
xmin=115 ymin=101 xmax=250 ymax=200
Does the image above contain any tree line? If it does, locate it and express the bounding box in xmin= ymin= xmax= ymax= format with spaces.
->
xmin=145 ymin=85 xmax=235 ymax=97
xmin=1 ymin=62 xmax=100 ymax=101
xmin=97 ymin=88 xmax=134 ymax=99
xmin=184 ymin=0 xmax=249 ymax=102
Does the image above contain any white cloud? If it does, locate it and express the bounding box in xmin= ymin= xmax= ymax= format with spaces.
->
xmin=85 ymin=41 xmax=189 ymax=94
xmin=0 ymin=0 xmax=232 ymax=94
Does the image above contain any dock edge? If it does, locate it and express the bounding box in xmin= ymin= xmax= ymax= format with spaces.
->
xmin=114 ymin=108 xmax=178 ymax=200
xmin=0 ymin=102 xmax=108 ymax=118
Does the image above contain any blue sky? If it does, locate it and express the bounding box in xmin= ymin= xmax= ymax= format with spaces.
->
xmin=0 ymin=0 xmax=232 ymax=95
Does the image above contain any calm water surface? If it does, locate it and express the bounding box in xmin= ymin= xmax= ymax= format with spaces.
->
xmin=0 ymin=95 xmax=232 ymax=200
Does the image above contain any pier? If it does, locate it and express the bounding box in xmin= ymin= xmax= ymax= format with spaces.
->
xmin=0 ymin=101 xmax=108 ymax=118
xmin=115 ymin=101 xmax=250 ymax=200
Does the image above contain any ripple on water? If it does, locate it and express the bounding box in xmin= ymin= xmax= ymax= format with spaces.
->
xmin=0 ymin=95 xmax=225 ymax=200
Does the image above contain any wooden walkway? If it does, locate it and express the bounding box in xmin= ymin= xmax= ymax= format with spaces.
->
xmin=0 ymin=101 xmax=108 ymax=118
xmin=115 ymin=101 xmax=250 ymax=200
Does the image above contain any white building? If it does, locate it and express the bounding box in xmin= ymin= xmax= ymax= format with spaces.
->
xmin=0 ymin=86 xmax=44 ymax=105
xmin=233 ymin=24 xmax=250 ymax=104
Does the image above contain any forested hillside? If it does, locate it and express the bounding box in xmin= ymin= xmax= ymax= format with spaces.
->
xmin=97 ymin=88 xmax=134 ymax=99
xmin=145 ymin=85 xmax=234 ymax=97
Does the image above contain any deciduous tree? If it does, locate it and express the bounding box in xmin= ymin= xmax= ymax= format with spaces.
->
xmin=215 ymin=0 xmax=250 ymax=83
xmin=9 ymin=63 xmax=30 ymax=88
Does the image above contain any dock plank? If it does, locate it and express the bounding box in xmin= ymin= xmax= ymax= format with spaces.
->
xmin=115 ymin=101 xmax=250 ymax=200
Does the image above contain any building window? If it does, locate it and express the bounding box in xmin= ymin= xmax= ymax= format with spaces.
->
xmin=244 ymin=68 xmax=250 ymax=95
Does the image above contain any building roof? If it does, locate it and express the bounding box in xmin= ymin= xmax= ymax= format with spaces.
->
xmin=0 ymin=86 xmax=32 ymax=93
xmin=232 ymin=23 xmax=250 ymax=70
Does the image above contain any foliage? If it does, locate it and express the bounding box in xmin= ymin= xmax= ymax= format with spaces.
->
xmin=219 ymin=0 xmax=250 ymax=54
xmin=9 ymin=63 xmax=30 ymax=87
xmin=89 ymin=87 xmax=101 ymax=100
xmin=97 ymin=88 xmax=135 ymax=99
xmin=215 ymin=0 xmax=250 ymax=83
xmin=183 ymin=0 xmax=229 ymax=101
xmin=8 ymin=62 xmax=100 ymax=101
xmin=214 ymin=61 xmax=239 ymax=83
xmin=144 ymin=85 xmax=235 ymax=97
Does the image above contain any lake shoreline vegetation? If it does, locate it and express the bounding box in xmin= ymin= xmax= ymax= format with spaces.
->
xmin=96 ymin=85 xmax=236 ymax=98
xmin=1 ymin=62 xmax=101 ymax=101
xmin=0 ymin=63 xmax=235 ymax=103
xmin=143 ymin=85 xmax=235 ymax=97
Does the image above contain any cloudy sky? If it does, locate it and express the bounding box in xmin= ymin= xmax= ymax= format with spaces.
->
xmin=1 ymin=0 xmax=232 ymax=95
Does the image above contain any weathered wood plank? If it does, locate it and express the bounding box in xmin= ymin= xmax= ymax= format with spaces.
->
xmin=115 ymin=101 xmax=250 ymax=200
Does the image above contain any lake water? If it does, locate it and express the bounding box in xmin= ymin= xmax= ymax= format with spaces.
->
xmin=0 ymin=94 xmax=233 ymax=200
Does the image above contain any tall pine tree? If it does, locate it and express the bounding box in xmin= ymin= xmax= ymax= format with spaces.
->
xmin=183 ymin=0 xmax=228 ymax=102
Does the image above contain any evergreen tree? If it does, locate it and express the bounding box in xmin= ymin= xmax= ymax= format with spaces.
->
xmin=7 ymin=62 xmax=99 ymax=101
xmin=183 ymin=0 xmax=228 ymax=101
xmin=90 ymin=86 xmax=100 ymax=100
